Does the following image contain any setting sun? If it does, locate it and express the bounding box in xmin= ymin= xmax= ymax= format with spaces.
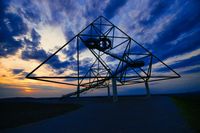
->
xmin=24 ymin=88 xmax=33 ymax=93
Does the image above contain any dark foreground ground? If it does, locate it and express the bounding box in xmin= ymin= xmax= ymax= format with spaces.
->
xmin=0 ymin=98 xmax=81 ymax=130
xmin=0 ymin=94 xmax=199 ymax=133
xmin=172 ymin=94 xmax=200 ymax=133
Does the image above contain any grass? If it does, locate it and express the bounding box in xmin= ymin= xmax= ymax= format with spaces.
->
xmin=0 ymin=101 xmax=81 ymax=130
xmin=172 ymin=94 xmax=200 ymax=132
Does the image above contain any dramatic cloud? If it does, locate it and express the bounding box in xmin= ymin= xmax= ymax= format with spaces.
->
xmin=21 ymin=48 xmax=48 ymax=62
xmin=12 ymin=69 xmax=24 ymax=75
xmin=139 ymin=0 xmax=174 ymax=26
xmin=0 ymin=0 xmax=28 ymax=57
xmin=149 ymin=0 xmax=200 ymax=51
xmin=0 ymin=0 xmax=200 ymax=97
xmin=104 ymin=0 xmax=128 ymax=19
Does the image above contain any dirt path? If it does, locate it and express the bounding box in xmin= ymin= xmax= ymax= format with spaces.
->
xmin=0 ymin=96 xmax=194 ymax=133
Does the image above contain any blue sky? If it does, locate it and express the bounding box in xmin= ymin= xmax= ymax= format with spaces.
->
xmin=0 ymin=0 xmax=200 ymax=98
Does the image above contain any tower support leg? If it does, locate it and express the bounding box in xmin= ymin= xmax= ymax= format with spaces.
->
xmin=77 ymin=85 xmax=80 ymax=98
xmin=112 ymin=78 xmax=118 ymax=102
xmin=107 ymin=85 xmax=111 ymax=97
xmin=145 ymin=81 xmax=150 ymax=97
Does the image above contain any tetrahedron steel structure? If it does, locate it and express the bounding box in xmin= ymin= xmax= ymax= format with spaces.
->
xmin=26 ymin=16 xmax=180 ymax=100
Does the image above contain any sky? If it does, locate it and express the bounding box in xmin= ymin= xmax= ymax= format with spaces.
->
xmin=0 ymin=0 xmax=200 ymax=98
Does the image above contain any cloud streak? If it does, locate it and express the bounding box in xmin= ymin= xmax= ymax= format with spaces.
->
xmin=104 ymin=0 xmax=128 ymax=19
xmin=153 ymin=48 xmax=200 ymax=70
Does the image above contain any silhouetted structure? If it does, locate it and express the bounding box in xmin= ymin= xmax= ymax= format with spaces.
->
xmin=26 ymin=16 xmax=180 ymax=101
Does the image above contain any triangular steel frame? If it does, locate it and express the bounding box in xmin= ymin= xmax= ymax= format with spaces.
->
xmin=26 ymin=16 xmax=181 ymax=97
